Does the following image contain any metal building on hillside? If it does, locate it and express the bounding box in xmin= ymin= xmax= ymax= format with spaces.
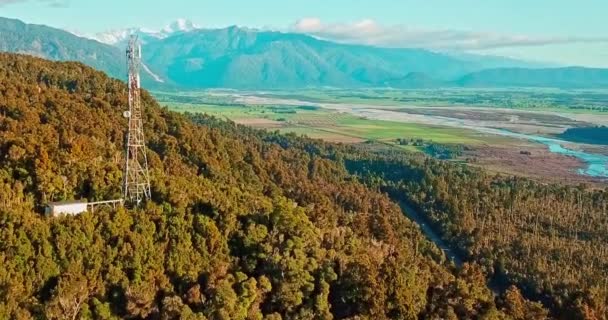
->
xmin=45 ymin=200 xmax=88 ymax=217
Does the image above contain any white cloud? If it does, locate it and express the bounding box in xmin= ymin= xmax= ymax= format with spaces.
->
xmin=291 ymin=18 xmax=608 ymax=51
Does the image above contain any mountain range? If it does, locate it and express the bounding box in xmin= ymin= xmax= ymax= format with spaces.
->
xmin=92 ymin=18 xmax=200 ymax=48
xmin=1 ymin=16 xmax=606 ymax=89
xmin=0 ymin=16 xmax=124 ymax=79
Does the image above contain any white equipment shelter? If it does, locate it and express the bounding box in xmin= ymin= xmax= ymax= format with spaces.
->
xmin=45 ymin=201 xmax=88 ymax=217
xmin=45 ymin=199 xmax=124 ymax=217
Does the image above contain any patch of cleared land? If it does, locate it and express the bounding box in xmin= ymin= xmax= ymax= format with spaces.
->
xmin=465 ymin=143 xmax=591 ymax=183
xmin=157 ymin=90 xmax=607 ymax=184
xmin=233 ymin=118 xmax=284 ymax=128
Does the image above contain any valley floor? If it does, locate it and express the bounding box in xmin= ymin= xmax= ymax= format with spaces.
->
xmin=156 ymin=89 xmax=608 ymax=185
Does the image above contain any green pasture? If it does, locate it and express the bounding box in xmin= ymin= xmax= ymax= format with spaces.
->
xmin=162 ymin=100 xmax=502 ymax=146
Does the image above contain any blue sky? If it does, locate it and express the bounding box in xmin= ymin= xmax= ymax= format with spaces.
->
xmin=1 ymin=0 xmax=607 ymax=67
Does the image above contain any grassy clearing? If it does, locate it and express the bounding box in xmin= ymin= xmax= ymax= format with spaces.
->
xmin=168 ymin=103 xmax=267 ymax=119
xmin=328 ymin=115 xmax=489 ymax=144
xmin=163 ymin=101 xmax=502 ymax=146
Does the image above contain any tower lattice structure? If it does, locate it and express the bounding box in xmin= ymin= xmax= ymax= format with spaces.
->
xmin=123 ymin=35 xmax=151 ymax=206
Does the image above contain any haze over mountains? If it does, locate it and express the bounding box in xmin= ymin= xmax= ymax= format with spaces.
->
xmin=1 ymin=16 xmax=607 ymax=89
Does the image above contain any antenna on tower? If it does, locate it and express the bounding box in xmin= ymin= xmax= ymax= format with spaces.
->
xmin=123 ymin=35 xmax=151 ymax=206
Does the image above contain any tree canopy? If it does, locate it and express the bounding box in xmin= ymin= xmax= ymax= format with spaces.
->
xmin=0 ymin=53 xmax=540 ymax=319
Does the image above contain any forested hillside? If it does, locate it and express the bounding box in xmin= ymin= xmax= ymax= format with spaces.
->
xmin=345 ymin=151 xmax=608 ymax=319
xmin=0 ymin=53 xmax=547 ymax=319
xmin=0 ymin=17 xmax=163 ymax=86
xmin=0 ymin=17 xmax=124 ymax=79
xmin=141 ymin=26 xmax=478 ymax=88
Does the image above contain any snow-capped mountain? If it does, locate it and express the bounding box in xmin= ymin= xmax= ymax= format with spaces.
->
xmin=92 ymin=18 xmax=200 ymax=47
xmin=161 ymin=18 xmax=199 ymax=35
xmin=4 ymin=16 xmax=571 ymax=89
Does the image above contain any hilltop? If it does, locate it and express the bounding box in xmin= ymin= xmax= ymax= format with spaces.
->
xmin=0 ymin=53 xmax=546 ymax=319
xmin=3 ymin=49 xmax=608 ymax=319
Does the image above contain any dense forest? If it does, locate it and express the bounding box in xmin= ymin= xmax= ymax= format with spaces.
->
xmin=344 ymin=152 xmax=608 ymax=319
xmin=0 ymin=53 xmax=555 ymax=319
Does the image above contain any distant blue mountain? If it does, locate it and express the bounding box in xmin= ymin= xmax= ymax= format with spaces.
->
xmin=139 ymin=26 xmax=547 ymax=88
xmin=444 ymin=52 xmax=558 ymax=69
xmin=0 ymin=16 xmax=159 ymax=84
xmin=456 ymin=67 xmax=608 ymax=88
xmin=385 ymin=72 xmax=448 ymax=88
xmin=1 ymin=17 xmax=606 ymax=89
xmin=0 ymin=17 xmax=123 ymax=79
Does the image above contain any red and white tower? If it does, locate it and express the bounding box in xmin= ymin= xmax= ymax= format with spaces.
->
xmin=123 ymin=35 xmax=151 ymax=206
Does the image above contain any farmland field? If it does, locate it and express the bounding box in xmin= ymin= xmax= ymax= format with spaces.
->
xmin=164 ymin=100 xmax=494 ymax=145
xmin=155 ymin=89 xmax=608 ymax=184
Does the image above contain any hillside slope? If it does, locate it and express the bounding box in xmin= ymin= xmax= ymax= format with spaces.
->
xmin=0 ymin=17 xmax=164 ymax=86
xmin=0 ymin=53 xmax=540 ymax=319
xmin=142 ymin=26 xmax=485 ymax=88
xmin=457 ymin=67 xmax=608 ymax=88
xmin=0 ymin=17 xmax=124 ymax=79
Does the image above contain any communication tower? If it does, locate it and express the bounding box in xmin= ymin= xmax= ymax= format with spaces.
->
xmin=123 ymin=35 xmax=151 ymax=206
